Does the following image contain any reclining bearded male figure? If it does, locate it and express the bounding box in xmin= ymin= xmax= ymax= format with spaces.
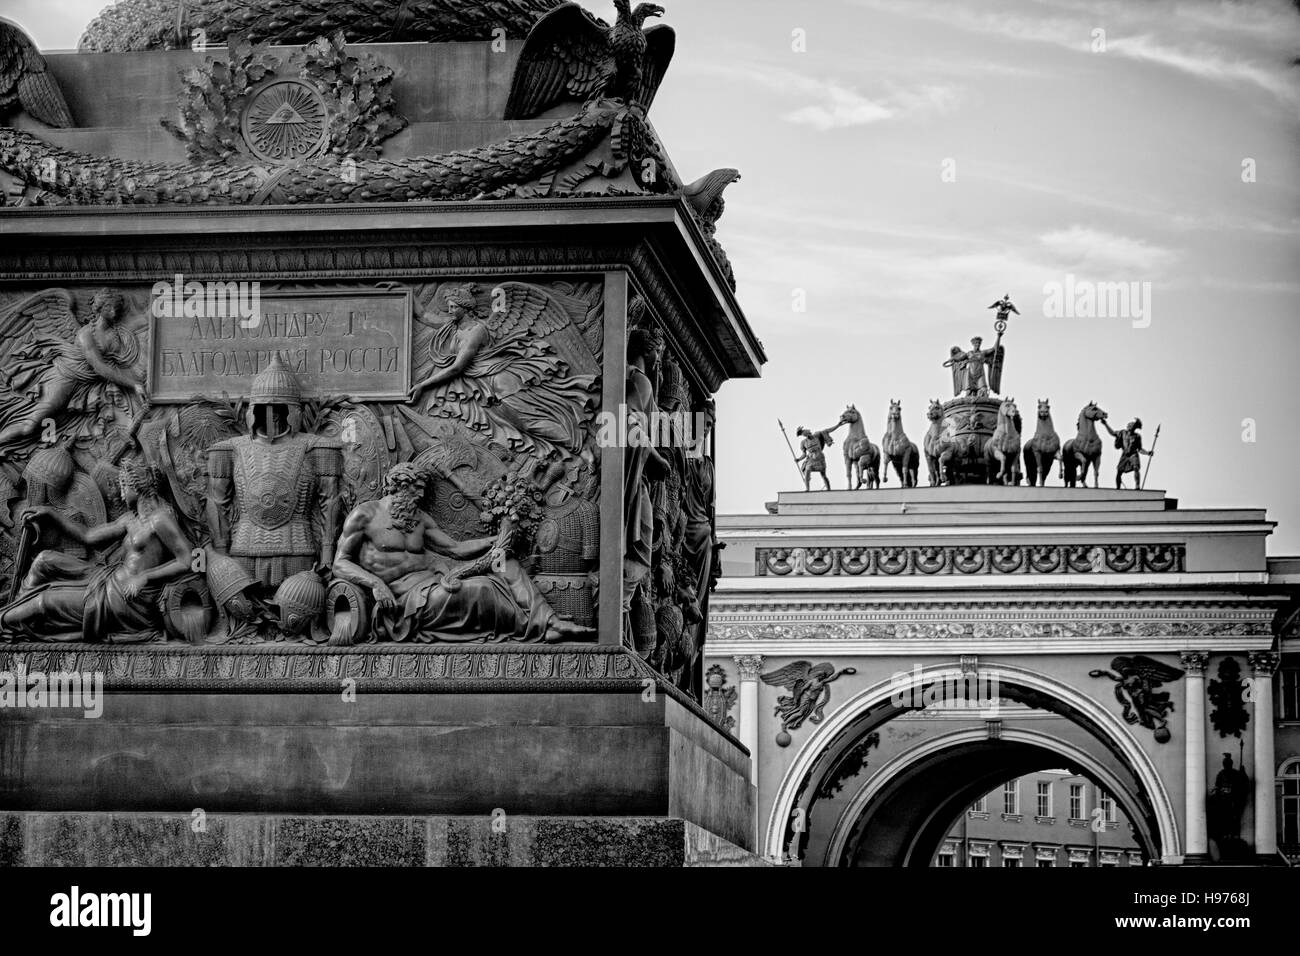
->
xmin=331 ymin=462 xmax=595 ymax=644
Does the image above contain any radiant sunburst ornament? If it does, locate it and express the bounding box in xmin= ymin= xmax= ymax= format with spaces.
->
xmin=240 ymin=78 xmax=329 ymax=164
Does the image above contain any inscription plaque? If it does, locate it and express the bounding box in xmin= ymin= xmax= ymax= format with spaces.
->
xmin=147 ymin=289 xmax=412 ymax=402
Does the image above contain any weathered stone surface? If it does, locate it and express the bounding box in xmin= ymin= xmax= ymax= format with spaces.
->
xmin=0 ymin=813 xmax=766 ymax=866
xmin=0 ymin=681 xmax=754 ymax=849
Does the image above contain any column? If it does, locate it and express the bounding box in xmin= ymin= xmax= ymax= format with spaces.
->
xmin=1249 ymin=651 xmax=1280 ymax=861
xmin=1180 ymin=651 xmax=1209 ymax=862
xmin=734 ymin=655 xmax=764 ymax=786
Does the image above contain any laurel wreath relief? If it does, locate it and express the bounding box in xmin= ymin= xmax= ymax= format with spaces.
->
xmin=160 ymin=31 xmax=407 ymax=164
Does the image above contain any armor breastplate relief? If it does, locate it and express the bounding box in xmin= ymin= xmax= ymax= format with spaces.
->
xmin=230 ymin=436 xmax=317 ymax=557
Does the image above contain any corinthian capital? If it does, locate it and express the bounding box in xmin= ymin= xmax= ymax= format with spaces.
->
xmin=734 ymin=654 xmax=765 ymax=681
xmin=1248 ymin=651 xmax=1280 ymax=677
xmin=1178 ymin=650 xmax=1210 ymax=674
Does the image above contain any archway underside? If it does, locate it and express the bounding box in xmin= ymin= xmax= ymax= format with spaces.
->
xmin=836 ymin=739 xmax=1155 ymax=867
xmin=773 ymin=670 xmax=1175 ymax=865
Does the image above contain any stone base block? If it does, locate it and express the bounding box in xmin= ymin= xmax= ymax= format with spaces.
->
xmin=0 ymin=644 xmax=755 ymax=853
xmin=0 ymin=812 xmax=767 ymax=867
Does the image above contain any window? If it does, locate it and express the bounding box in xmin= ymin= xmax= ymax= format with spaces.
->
xmin=1281 ymin=759 xmax=1300 ymax=848
xmin=970 ymin=855 xmax=988 ymax=868
xmin=1035 ymin=846 xmax=1058 ymax=867
xmin=1069 ymin=784 xmax=1085 ymax=820
xmin=1038 ymin=859 xmax=1053 ymax=868
xmin=1279 ymin=667 xmax=1300 ymax=721
xmin=936 ymin=853 xmax=954 ymax=867
xmin=1068 ymin=849 xmax=1091 ymax=867
xmin=1004 ymin=857 xmax=1021 ymax=867
xmin=1003 ymin=781 xmax=1019 ymax=815
xmin=971 ymin=795 xmax=987 ymax=813
xmin=1099 ymin=790 xmax=1116 ymax=824
xmin=1037 ymin=781 xmax=1052 ymax=818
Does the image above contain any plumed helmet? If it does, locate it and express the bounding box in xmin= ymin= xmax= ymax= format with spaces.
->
xmin=204 ymin=548 xmax=255 ymax=610
xmin=274 ymin=570 xmax=326 ymax=635
xmin=24 ymin=445 xmax=75 ymax=495
xmin=250 ymin=354 xmax=302 ymax=407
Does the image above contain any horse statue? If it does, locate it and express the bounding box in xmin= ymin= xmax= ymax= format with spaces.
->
xmin=1023 ymin=398 xmax=1061 ymax=487
xmin=881 ymin=400 xmax=920 ymax=488
xmin=839 ymin=404 xmax=881 ymax=490
xmin=923 ymin=398 xmax=954 ymax=486
xmin=983 ymin=396 xmax=1022 ymax=485
xmin=1062 ymin=401 xmax=1108 ymax=488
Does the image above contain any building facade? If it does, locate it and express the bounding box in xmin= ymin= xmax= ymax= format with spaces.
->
xmin=937 ymin=770 xmax=1143 ymax=867
xmin=704 ymin=486 xmax=1296 ymax=866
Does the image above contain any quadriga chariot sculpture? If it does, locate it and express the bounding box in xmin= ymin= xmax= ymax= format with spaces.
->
xmin=784 ymin=296 xmax=1157 ymax=490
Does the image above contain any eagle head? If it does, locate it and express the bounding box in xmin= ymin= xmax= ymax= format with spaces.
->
xmin=633 ymin=3 xmax=667 ymax=24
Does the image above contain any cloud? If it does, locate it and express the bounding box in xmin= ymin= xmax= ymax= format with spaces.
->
xmin=1038 ymin=226 xmax=1178 ymax=272
xmin=852 ymin=0 xmax=1300 ymax=106
xmin=783 ymin=82 xmax=893 ymax=129
xmin=678 ymin=62 xmax=962 ymax=130
xmin=1109 ymin=33 xmax=1300 ymax=103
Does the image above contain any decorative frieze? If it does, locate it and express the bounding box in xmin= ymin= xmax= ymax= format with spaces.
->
xmin=755 ymin=543 xmax=1186 ymax=577
xmin=0 ymin=643 xmax=654 ymax=693
xmin=709 ymin=618 xmax=1271 ymax=644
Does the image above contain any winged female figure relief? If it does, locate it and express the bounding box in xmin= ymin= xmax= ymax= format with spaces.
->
xmin=406 ymin=282 xmax=600 ymax=470
xmin=0 ymin=289 xmax=146 ymax=460
xmin=761 ymin=660 xmax=858 ymax=745
xmin=1089 ymin=654 xmax=1185 ymax=743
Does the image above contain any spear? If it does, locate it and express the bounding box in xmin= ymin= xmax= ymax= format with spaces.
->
xmin=777 ymin=419 xmax=805 ymax=483
xmin=1140 ymin=424 xmax=1161 ymax=490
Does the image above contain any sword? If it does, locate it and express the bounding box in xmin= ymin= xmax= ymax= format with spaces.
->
xmin=777 ymin=419 xmax=804 ymax=483
xmin=1140 ymin=424 xmax=1161 ymax=490
xmin=8 ymin=512 xmax=38 ymax=603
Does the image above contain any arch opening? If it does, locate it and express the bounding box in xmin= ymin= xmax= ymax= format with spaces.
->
xmin=765 ymin=662 xmax=1181 ymax=866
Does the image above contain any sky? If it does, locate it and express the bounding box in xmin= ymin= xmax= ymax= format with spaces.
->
xmin=9 ymin=0 xmax=1300 ymax=551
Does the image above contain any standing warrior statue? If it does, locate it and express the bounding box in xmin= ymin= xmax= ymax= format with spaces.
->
xmin=1101 ymin=416 xmax=1153 ymax=490
xmin=206 ymin=355 xmax=343 ymax=590
xmin=794 ymin=425 xmax=836 ymax=491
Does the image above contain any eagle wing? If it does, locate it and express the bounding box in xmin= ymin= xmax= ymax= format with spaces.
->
xmin=0 ymin=19 xmax=74 ymax=127
xmin=504 ymin=2 xmax=613 ymax=119
xmin=1111 ymin=655 xmax=1184 ymax=684
xmin=637 ymin=23 xmax=676 ymax=112
xmin=760 ymin=660 xmax=814 ymax=690
xmin=0 ymin=288 xmax=79 ymax=368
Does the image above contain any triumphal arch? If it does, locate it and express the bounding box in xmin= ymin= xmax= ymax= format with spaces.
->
xmin=0 ymin=2 xmax=764 ymax=865
xmin=706 ymin=313 xmax=1296 ymax=867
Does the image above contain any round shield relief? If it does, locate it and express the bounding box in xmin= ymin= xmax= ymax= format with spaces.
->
xmin=240 ymin=78 xmax=329 ymax=164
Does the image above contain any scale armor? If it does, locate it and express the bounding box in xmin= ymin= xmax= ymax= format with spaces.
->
xmin=208 ymin=434 xmax=342 ymax=585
